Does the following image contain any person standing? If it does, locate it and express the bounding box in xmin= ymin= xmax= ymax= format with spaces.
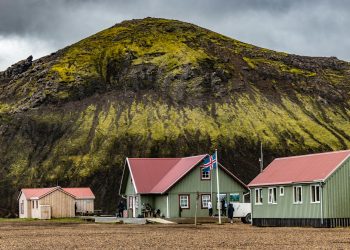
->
xmin=117 ymin=200 xmax=125 ymax=218
xmin=208 ymin=200 xmax=213 ymax=217
xmin=228 ymin=203 xmax=234 ymax=223
xmin=221 ymin=199 xmax=226 ymax=216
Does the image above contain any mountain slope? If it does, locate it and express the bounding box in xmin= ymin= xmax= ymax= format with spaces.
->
xmin=0 ymin=18 xmax=350 ymax=216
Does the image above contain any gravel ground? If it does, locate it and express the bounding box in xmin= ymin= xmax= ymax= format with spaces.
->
xmin=0 ymin=220 xmax=350 ymax=249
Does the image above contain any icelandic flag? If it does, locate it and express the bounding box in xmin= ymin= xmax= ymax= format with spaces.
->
xmin=203 ymin=153 xmax=217 ymax=172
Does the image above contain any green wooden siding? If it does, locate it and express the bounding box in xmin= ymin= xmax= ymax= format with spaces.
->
xmin=125 ymin=173 xmax=135 ymax=195
xmin=166 ymin=166 xmax=247 ymax=217
xmin=122 ymin=165 xmax=247 ymax=218
xmin=323 ymin=157 xmax=350 ymax=218
xmin=251 ymin=185 xmax=321 ymax=218
xmin=252 ymin=157 xmax=350 ymax=220
xmin=124 ymin=174 xmax=142 ymax=217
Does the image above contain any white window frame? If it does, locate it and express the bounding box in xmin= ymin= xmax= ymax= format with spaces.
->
xmin=128 ymin=196 xmax=133 ymax=209
xmin=179 ymin=195 xmax=189 ymax=209
xmin=135 ymin=196 xmax=139 ymax=208
xmin=280 ymin=186 xmax=284 ymax=196
xmin=201 ymin=168 xmax=211 ymax=180
xmin=310 ymin=185 xmax=321 ymax=203
xmin=255 ymin=188 xmax=263 ymax=205
xmin=293 ymin=186 xmax=303 ymax=204
xmin=201 ymin=194 xmax=211 ymax=208
xmin=268 ymin=187 xmax=277 ymax=204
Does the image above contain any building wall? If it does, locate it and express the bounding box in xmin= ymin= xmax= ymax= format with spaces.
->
xmin=154 ymin=195 xmax=168 ymax=217
xmin=75 ymin=199 xmax=94 ymax=213
xmin=18 ymin=193 xmax=30 ymax=218
xmin=39 ymin=190 xmax=75 ymax=218
xmin=124 ymin=174 xmax=142 ymax=217
xmin=251 ymin=184 xmax=321 ymax=219
xmin=167 ymin=166 xmax=247 ymax=218
xmin=123 ymin=166 xmax=247 ymax=218
xmin=251 ymin=157 xmax=350 ymax=221
xmin=323 ymin=157 xmax=350 ymax=218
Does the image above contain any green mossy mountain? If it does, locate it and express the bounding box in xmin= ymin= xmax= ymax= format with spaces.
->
xmin=1 ymin=18 xmax=350 ymax=216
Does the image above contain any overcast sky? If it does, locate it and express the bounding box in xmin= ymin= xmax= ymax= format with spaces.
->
xmin=0 ymin=0 xmax=349 ymax=70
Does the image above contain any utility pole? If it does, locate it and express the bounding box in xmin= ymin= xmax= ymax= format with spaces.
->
xmin=259 ymin=142 xmax=264 ymax=173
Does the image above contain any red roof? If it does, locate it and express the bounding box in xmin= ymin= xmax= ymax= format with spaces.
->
xmin=249 ymin=150 xmax=350 ymax=187
xmin=62 ymin=188 xmax=95 ymax=199
xmin=127 ymin=155 xmax=207 ymax=194
xmin=21 ymin=187 xmax=57 ymax=199
xmin=20 ymin=187 xmax=94 ymax=200
xmin=126 ymin=155 xmax=248 ymax=194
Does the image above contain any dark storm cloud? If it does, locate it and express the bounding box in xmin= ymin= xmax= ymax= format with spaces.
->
xmin=0 ymin=0 xmax=350 ymax=70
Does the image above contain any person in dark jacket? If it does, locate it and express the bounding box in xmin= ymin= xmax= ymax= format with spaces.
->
xmin=117 ymin=200 xmax=125 ymax=218
xmin=221 ymin=199 xmax=226 ymax=216
xmin=227 ymin=203 xmax=234 ymax=223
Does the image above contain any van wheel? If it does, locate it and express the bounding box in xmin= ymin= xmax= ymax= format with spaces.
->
xmin=241 ymin=213 xmax=251 ymax=224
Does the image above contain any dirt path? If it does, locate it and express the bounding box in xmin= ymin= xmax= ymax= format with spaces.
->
xmin=0 ymin=221 xmax=350 ymax=249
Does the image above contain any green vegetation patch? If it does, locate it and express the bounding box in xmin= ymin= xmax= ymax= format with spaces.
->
xmin=49 ymin=18 xmax=211 ymax=86
xmin=243 ymin=57 xmax=316 ymax=77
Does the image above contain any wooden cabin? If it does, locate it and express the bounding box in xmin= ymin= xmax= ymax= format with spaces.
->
xmin=119 ymin=155 xmax=248 ymax=218
xmin=248 ymin=150 xmax=350 ymax=227
xmin=63 ymin=188 xmax=95 ymax=215
xmin=18 ymin=186 xmax=95 ymax=219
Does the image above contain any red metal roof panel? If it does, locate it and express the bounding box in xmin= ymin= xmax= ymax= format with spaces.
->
xmin=249 ymin=150 xmax=350 ymax=187
xmin=62 ymin=188 xmax=95 ymax=199
xmin=21 ymin=187 xmax=56 ymax=199
xmin=128 ymin=155 xmax=207 ymax=194
xmin=21 ymin=187 xmax=95 ymax=199
xmin=151 ymin=155 xmax=207 ymax=193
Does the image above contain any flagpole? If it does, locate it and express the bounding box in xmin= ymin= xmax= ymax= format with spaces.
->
xmin=210 ymin=169 xmax=213 ymax=205
xmin=216 ymin=149 xmax=221 ymax=224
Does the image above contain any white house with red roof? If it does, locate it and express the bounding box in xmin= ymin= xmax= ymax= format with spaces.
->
xmin=248 ymin=150 xmax=350 ymax=227
xmin=18 ymin=186 xmax=95 ymax=219
xmin=119 ymin=155 xmax=248 ymax=218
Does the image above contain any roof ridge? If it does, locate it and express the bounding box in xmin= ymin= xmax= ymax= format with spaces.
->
xmin=128 ymin=154 xmax=207 ymax=160
xmin=128 ymin=158 xmax=182 ymax=160
xmin=275 ymin=149 xmax=350 ymax=160
xmin=152 ymin=155 xmax=207 ymax=193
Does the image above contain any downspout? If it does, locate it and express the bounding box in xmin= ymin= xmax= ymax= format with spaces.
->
xmin=320 ymin=182 xmax=324 ymax=226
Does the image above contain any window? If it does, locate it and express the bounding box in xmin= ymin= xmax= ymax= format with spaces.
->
xmin=32 ymin=200 xmax=34 ymax=209
xmin=201 ymin=168 xmax=210 ymax=180
xmin=20 ymin=201 xmax=24 ymax=214
xmin=310 ymin=185 xmax=320 ymax=203
xmin=201 ymin=194 xmax=211 ymax=209
xmin=293 ymin=186 xmax=303 ymax=204
xmin=128 ymin=196 xmax=133 ymax=209
xmin=268 ymin=187 xmax=277 ymax=204
xmin=135 ymin=196 xmax=139 ymax=208
xmin=36 ymin=200 xmax=38 ymax=209
xmin=255 ymin=188 xmax=263 ymax=204
xmin=280 ymin=187 xmax=284 ymax=196
xmin=179 ymin=194 xmax=190 ymax=209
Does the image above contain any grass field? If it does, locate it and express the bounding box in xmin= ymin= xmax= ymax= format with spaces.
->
xmin=0 ymin=219 xmax=350 ymax=249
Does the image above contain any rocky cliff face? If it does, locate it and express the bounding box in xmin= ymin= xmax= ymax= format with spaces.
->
xmin=1 ymin=18 xmax=350 ymax=216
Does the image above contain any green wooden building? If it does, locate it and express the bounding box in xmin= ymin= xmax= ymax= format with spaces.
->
xmin=119 ymin=155 xmax=248 ymax=218
xmin=248 ymin=150 xmax=350 ymax=227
